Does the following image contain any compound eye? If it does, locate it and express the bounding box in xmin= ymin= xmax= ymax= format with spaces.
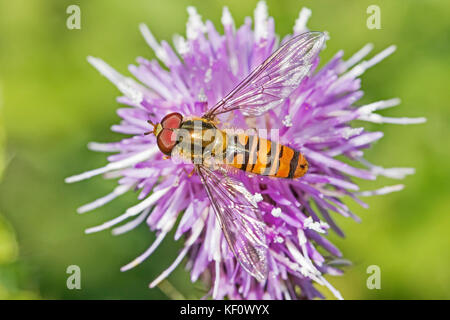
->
xmin=157 ymin=128 xmax=177 ymax=155
xmin=161 ymin=112 xmax=183 ymax=129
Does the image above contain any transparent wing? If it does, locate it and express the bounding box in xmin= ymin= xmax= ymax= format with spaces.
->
xmin=195 ymin=164 xmax=268 ymax=281
xmin=204 ymin=31 xmax=325 ymax=119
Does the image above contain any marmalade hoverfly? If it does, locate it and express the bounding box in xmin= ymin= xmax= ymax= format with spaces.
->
xmin=146 ymin=32 xmax=325 ymax=281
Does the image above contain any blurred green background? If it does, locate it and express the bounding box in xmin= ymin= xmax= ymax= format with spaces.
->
xmin=0 ymin=0 xmax=449 ymax=299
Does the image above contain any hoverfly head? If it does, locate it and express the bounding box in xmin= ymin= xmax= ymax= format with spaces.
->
xmin=148 ymin=112 xmax=184 ymax=156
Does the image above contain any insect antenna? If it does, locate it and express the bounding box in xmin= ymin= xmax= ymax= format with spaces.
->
xmin=145 ymin=119 xmax=155 ymax=135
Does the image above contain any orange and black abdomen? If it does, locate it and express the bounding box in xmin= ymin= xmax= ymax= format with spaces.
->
xmin=228 ymin=133 xmax=308 ymax=179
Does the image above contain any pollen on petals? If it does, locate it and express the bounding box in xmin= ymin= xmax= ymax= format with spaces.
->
xmin=271 ymin=207 xmax=282 ymax=217
xmin=304 ymin=217 xmax=329 ymax=234
xmin=173 ymin=34 xmax=189 ymax=55
xmin=293 ymin=7 xmax=311 ymax=35
xmin=221 ymin=6 xmax=235 ymax=29
xmin=87 ymin=56 xmax=143 ymax=105
xmin=186 ymin=6 xmax=207 ymax=40
xmin=253 ymin=193 xmax=263 ymax=203
xmin=282 ymin=115 xmax=293 ymax=127
xmin=139 ymin=24 xmax=170 ymax=66
xmin=254 ymin=0 xmax=269 ymax=41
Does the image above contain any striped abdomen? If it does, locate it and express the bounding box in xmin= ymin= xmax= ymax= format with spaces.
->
xmin=226 ymin=133 xmax=308 ymax=179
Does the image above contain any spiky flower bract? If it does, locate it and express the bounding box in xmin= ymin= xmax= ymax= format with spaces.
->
xmin=66 ymin=2 xmax=425 ymax=299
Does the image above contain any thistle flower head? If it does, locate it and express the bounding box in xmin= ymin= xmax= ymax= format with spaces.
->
xmin=66 ymin=1 xmax=425 ymax=300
